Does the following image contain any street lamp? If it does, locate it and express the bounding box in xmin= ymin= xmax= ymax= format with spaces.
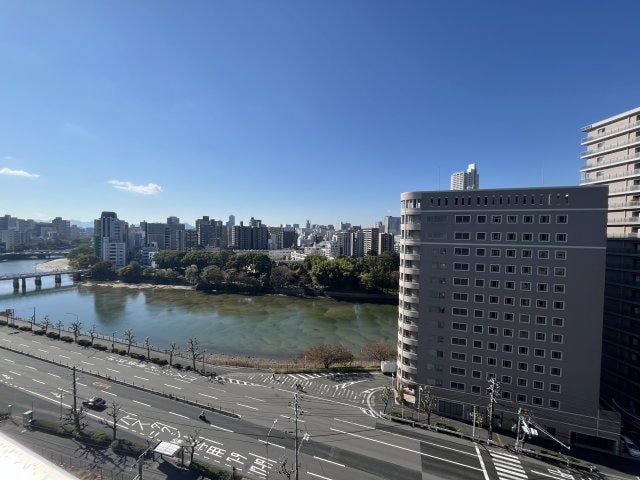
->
xmin=265 ymin=418 xmax=278 ymax=480
xmin=112 ymin=330 xmax=118 ymax=352
xmin=202 ymin=350 xmax=207 ymax=373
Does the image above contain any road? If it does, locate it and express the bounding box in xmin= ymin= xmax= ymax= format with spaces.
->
xmin=0 ymin=327 xmax=631 ymax=480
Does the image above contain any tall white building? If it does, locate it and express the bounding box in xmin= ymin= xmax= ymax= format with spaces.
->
xmin=94 ymin=211 xmax=127 ymax=268
xmin=451 ymin=163 xmax=479 ymax=191
xmin=398 ymin=186 xmax=620 ymax=451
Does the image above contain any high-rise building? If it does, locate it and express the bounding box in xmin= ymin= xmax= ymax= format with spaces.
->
xmin=398 ymin=186 xmax=620 ymax=449
xmin=141 ymin=219 xmax=185 ymax=251
xmin=231 ymin=218 xmax=269 ymax=250
xmin=450 ymin=163 xmax=480 ymax=191
xmin=580 ymin=106 xmax=640 ymax=427
xmin=362 ymin=227 xmax=379 ymax=256
xmin=94 ymin=211 xmax=127 ymax=268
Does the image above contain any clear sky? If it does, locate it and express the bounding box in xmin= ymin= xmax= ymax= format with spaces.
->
xmin=1 ymin=1 xmax=638 ymax=228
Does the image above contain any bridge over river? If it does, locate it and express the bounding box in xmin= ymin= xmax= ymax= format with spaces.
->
xmin=0 ymin=269 xmax=89 ymax=292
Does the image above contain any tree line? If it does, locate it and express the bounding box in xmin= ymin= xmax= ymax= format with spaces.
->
xmin=69 ymin=244 xmax=400 ymax=295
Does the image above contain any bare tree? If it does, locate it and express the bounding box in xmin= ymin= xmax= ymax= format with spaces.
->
xmin=106 ymin=401 xmax=122 ymax=440
xmin=381 ymin=385 xmax=393 ymax=414
xmin=276 ymin=455 xmax=294 ymax=480
xmin=168 ymin=341 xmax=178 ymax=367
xmin=418 ymin=386 xmax=437 ymax=425
xmin=71 ymin=320 xmax=83 ymax=343
xmin=304 ymin=344 xmax=353 ymax=369
xmin=62 ymin=406 xmax=87 ymax=432
xmin=124 ymin=328 xmax=136 ymax=354
xmin=361 ymin=339 xmax=396 ymax=362
xmin=187 ymin=338 xmax=200 ymax=371
xmin=144 ymin=336 xmax=151 ymax=360
xmin=89 ymin=324 xmax=97 ymax=346
xmin=186 ymin=428 xmax=201 ymax=464
xmin=56 ymin=320 xmax=63 ymax=337
xmin=40 ymin=315 xmax=51 ymax=333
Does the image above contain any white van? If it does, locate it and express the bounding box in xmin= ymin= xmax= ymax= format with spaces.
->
xmin=621 ymin=435 xmax=640 ymax=459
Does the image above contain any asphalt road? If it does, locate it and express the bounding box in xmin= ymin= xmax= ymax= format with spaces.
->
xmin=0 ymin=327 xmax=636 ymax=480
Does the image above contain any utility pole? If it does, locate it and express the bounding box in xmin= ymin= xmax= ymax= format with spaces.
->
xmin=72 ymin=366 xmax=79 ymax=429
xmin=487 ymin=377 xmax=500 ymax=441
xmin=294 ymin=392 xmax=300 ymax=480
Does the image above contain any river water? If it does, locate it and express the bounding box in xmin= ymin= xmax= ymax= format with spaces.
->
xmin=0 ymin=259 xmax=397 ymax=359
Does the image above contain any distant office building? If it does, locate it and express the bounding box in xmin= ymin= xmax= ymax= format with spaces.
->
xmin=450 ymin=163 xmax=479 ymax=191
xmin=231 ymin=218 xmax=269 ymax=250
xmin=580 ymin=106 xmax=640 ymax=426
xmin=94 ymin=211 xmax=127 ymax=268
xmin=398 ymin=186 xmax=619 ymax=449
xmin=362 ymin=227 xmax=379 ymax=256
xmin=383 ymin=216 xmax=401 ymax=236
xmin=141 ymin=219 xmax=185 ymax=251
xmin=51 ymin=217 xmax=71 ymax=240
xmin=177 ymin=229 xmax=198 ymax=252
xmin=378 ymin=232 xmax=394 ymax=254
xmin=269 ymin=226 xmax=297 ymax=250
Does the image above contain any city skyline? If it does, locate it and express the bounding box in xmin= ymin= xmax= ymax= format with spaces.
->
xmin=1 ymin=1 xmax=639 ymax=226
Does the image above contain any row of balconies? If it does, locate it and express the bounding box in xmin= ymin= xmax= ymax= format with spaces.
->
xmin=581 ymin=119 xmax=640 ymax=145
xmin=581 ymin=136 xmax=640 ymax=158
xmin=581 ymin=168 xmax=640 ymax=185
xmin=581 ymin=151 xmax=640 ymax=172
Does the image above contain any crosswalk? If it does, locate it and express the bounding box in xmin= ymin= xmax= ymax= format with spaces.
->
xmin=489 ymin=449 xmax=528 ymax=480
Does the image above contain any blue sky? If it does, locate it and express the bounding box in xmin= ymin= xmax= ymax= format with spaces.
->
xmin=1 ymin=1 xmax=638 ymax=228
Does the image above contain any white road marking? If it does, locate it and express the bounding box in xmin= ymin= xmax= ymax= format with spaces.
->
xmin=208 ymin=424 xmax=233 ymax=433
xmin=38 ymin=349 xmax=49 ymax=353
xmin=198 ymin=393 xmax=218 ymax=400
xmin=47 ymin=373 xmax=61 ymax=378
xmin=77 ymin=382 xmax=87 ymax=387
xmin=102 ymin=390 xmax=118 ymax=396
xmin=59 ymin=355 xmax=71 ymax=359
xmin=208 ymin=386 xmax=226 ymax=393
xmin=164 ymin=384 xmax=182 ymax=390
xmin=259 ymin=439 xmax=285 ymax=449
xmin=8 ymin=371 xmax=21 ymax=376
xmin=32 ymin=379 xmax=46 ymax=385
xmin=25 ymin=365 xmax=36 ymax=370
xmin=133 ymin=400 xmax=151 ymax=407
xmin=314 ymin=457 xmax=344 ymax=467
xmin=237 ymin=403 xmax=258 ymax=411
xmin=4 ymin=358 xmax=15 ymax=363
xmin=475 ymin=445 xmax=490 ymax=480
xmin=308 ymin=473 xmax=333 ymax=480
xmin=169 ymin=411 xmax=189 ymax=419
xmin=106 ymin=368 xmax=120 ymax=373
xmin=31 ymin=340 xmax=42 ymax=344
xmin=134 ymin=375 xmax=149 ymax=381
xmin=329 ymin=428 xmax=481 ymax=471
xmin=333 ymin=418 xmax=373 ymax=430
xmin=200 ymin=437 xmax=223 ymax=445
xmin=81 ymin=361 xmax=94 ymax=366
xmin=19 ymin=344 xmax=29 ymax=348
xmin=245 ymin=396 xmax=265 ymax=402
xmin=70 ymin=352 xmax=82 ymax=355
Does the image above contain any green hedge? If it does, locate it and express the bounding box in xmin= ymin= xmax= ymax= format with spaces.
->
xmin=0 ymin=320 xmax=7 ymax=326
xmin=31 ymin=418 xmax=75 ymax=437
xmin=436 ymin=422 xmax=458 ymax=431
xmin=93 ymin=343 xmax=108 ymax=351
xmin=150 ymin=357 xmax=168 ymax=366
xmin=77 ymin=339 xmax=92 ymax=347
xmin=76 ymin=430 xmax=111 ymax=449
xmin=189 ymin=459 xmax=238 ymax=479
xmin=60 ymin=336 xmax=74 ymax=343
xmin=32 ymin=329 xmax=46 ymax=336
xmin=130 ymin=352 xmax=146 ymax=360
xmin=46 ymin=332 xmax=60 ymax=339
xmin=111 ymin=439 xmax=147 ymax=457
xmin=19 ymin=325 xmax=32 ymax=331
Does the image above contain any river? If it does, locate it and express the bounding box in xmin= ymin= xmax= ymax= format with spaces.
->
xmin=0 ymin=259 xmax=397 ymax=360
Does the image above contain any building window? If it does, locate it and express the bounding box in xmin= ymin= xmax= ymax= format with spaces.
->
xmin=551 ymin=334 xmax=563 ymax=343
xmin=491 ymin=215 xmax=502 ymax=224
xmin=534 ymin=364 xmax=545 ymax=374
xmin=455 ymin=232 xmax=471 ymax=240
xmin=451 ymin=366 xmax=466 ymax=376
xmin=487 ymin=358 xmax=497 ymax=366
xmin=452 ymin=322 xmax=468 ymax=331
xmin=455 ymin=215 xmax=471 ymax=223
xmin=556 ymin=233 xmax=567 ymax=242
xmin=506 ymin=249 xmax=516 ymax=257
xmin=549 ymin=399 xmax=560 ymax=409
xmin=450 ymin=382 xmax=465 ymax=391
xmin=517 ymin=378 xmax=528 ymax=387
xmin=554 ymin=267 xmax=566 ymax=277
xmin=474 ymin=294 xmax=484 ymax=303
xmin=476 ymin=264 xmax=486 ymax=272
xmin=535 ymin=316 xmax=547 ymax=325
xmin=506 ymin=232 xmax=517 ymax=241
xmin=503 ymin=328 xmax=514 ymax=337
xmin=520 ymin=298 xmax=531 ymax=307
xmin=551 ymin=351 xmax=562 ymax=360
xmin=553 ymin=301 xmax=565 ymax=310
xmin=518 ymin=346 xmax=529 ymax=355
xmin=534 ymin=348 xmax=545 ymax=358
xmin=454 ymin=247 xmax=470 ymax=256
xmin=451 ymin=337 xmax=467 ymax=346
xmin=490 ymin=280 xmax=500 ymax=288
xmin=476 ymin=248 xmax=486 ymax=256
xmin=555 ymin=250 xmax=567 ymax=260
xmin=554 ymin=284 xmax=565 ymax=294
xmin=517 ymin=394 xmax=527 ymax=403
xmin=474 ymin=310 xmax=484 ymax=318
xmin=522 ymin=232 xmax=533 ymax=241
xmin=452 ymin=307 xmax=468 ymax=316
xmin=473 ymin=325 xmax=483 ymax=334
xmin=472 ymin=356 xmax=482 ymax=365
xmin=520 ymin=282 xmax=531 ymax=291
xmin=453 ymin=292 xmax=469 ymax=301
xmin=550 ymin=383 xmax=561 ymax=393
xmin=533 ymin=380 xmax=544 ymax=390
xmin=552 ymin=317 xmax=564 ymax=327
xmin=535 ymin=332 xmax=546 ymax=341
xmin=488 ymin=342 xmax=497 ymax=351
xmin=490 ymin=248 xmax=501 ymax=257
xmin=488 ymin=326 xmax=498 ymax=335
xmin=505 ymin=281 xmax=515 ymax=289
xmin=502 ymin=391 xmax=512 ymax=400
xmin=454 ymin=263 xmax=470 ymax=271
xmin=477 ymin=215 xmax=487 ymax=224
xmin=519 ymin=314 xmax=530 ymax=323
xmin=476 ymin=232 xmax=486 ymax=241
xmin=489 ymin=296 xmax=499 ymax=304
xmin=539 ymin=233 xmax=550 ymax=242
xmin=539 ymin=215 xmax=550 ymax=224
xmin=556 ymin=215 xmax=568 ymax=224
xmin=518 ymin=362 xmax=528 ymax=371
xmin=488 ymin=311 xmax=498 ymax=320
xmin=522 ymin=249 xmax=532 ymax=258
xmin=504 ymin=312 xmax=514 ymax=322
xmin=473 ymin=340 xmax=483 ymax=349
xmin=521 ymin=266 xmax=532 ymax=275
xmin=503 ymin=344 xmax=513 ymax=353
xmin=507 ymin=215 xmax=518 ymax=224
xmin=501 ymin=375 xmax=512 ymax=384
xmin=550 ymin=367 xmax=562 ymax=376
xmin=491 ymin=232 xmax=501 ymax=241
xmin=538 ymin=250 xmax=549 ymax=259
xmin=523 ymin=215 xmax=533 ymax=224
xmin=536 ymin=299 xmax=548 ymax=309
xmin=506 ymin=265 xmax=516 ymax=274
xmin=453 ymin=277 xmax=469 ymax=286
xmin=532 ymin=397 xmax=543 ymax=406
xmin=475 ymin=279 xmax=485 ymax=288
xmin=538 ymin=266 xmax=549 ymax=276
xmin=490 ymin=264 xmax=500 ymax=273
xmin=537 ymin=283 xmax=548 ymax=292
xmin=519 ymin=330 xmax=529 ymax=340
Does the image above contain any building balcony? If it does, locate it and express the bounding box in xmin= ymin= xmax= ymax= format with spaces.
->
xmin=581 ymin=137 xmax=640 ymax=158
xmin=401 ymin=350 xmax=418 ymax=361
xmin=402 ymin=222 xmax=422 ymax=230
xmin=609 ymin=217 xmax=640 ymax=224
xmin=400 ymin=280 xmax=420 ymax=290
xmin=399 ymin=331 xmax=419 ymax=346
xmin=581 ymin=168 xmax=640 ymax=185
xmin=581 ymin=151 xmax=640 ymax=173
xmin=607 ymin=201 xmax=640 ymax=210
xmin=608 ymin=184 xmax=640 ymax=196
xmin=581 ymin=120 xmax=640 ymax=145
xmin=401 ymin=294 xmax=419 ymax=304
xmin=401 ymin=253 xmax=420 ymax=261
xmin=402 ymin=267 xmax=420 ymax=275
xmin=402 ymin=321 xmax=419 ymax=333
xmin=400 ymin=363 xmax=418 ymax=375
xmin=402 ymin=308 xmax=420 ymax=320
xmin=607 ymin=232 xmax=640 ymax=239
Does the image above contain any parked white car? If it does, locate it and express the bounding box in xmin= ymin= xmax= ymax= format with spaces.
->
xmin=621 ymin=435 xmax=640 ymax=459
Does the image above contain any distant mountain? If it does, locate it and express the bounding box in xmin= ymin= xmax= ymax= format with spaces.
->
xmin=70 ymin=220 xmax=94 ymax=228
